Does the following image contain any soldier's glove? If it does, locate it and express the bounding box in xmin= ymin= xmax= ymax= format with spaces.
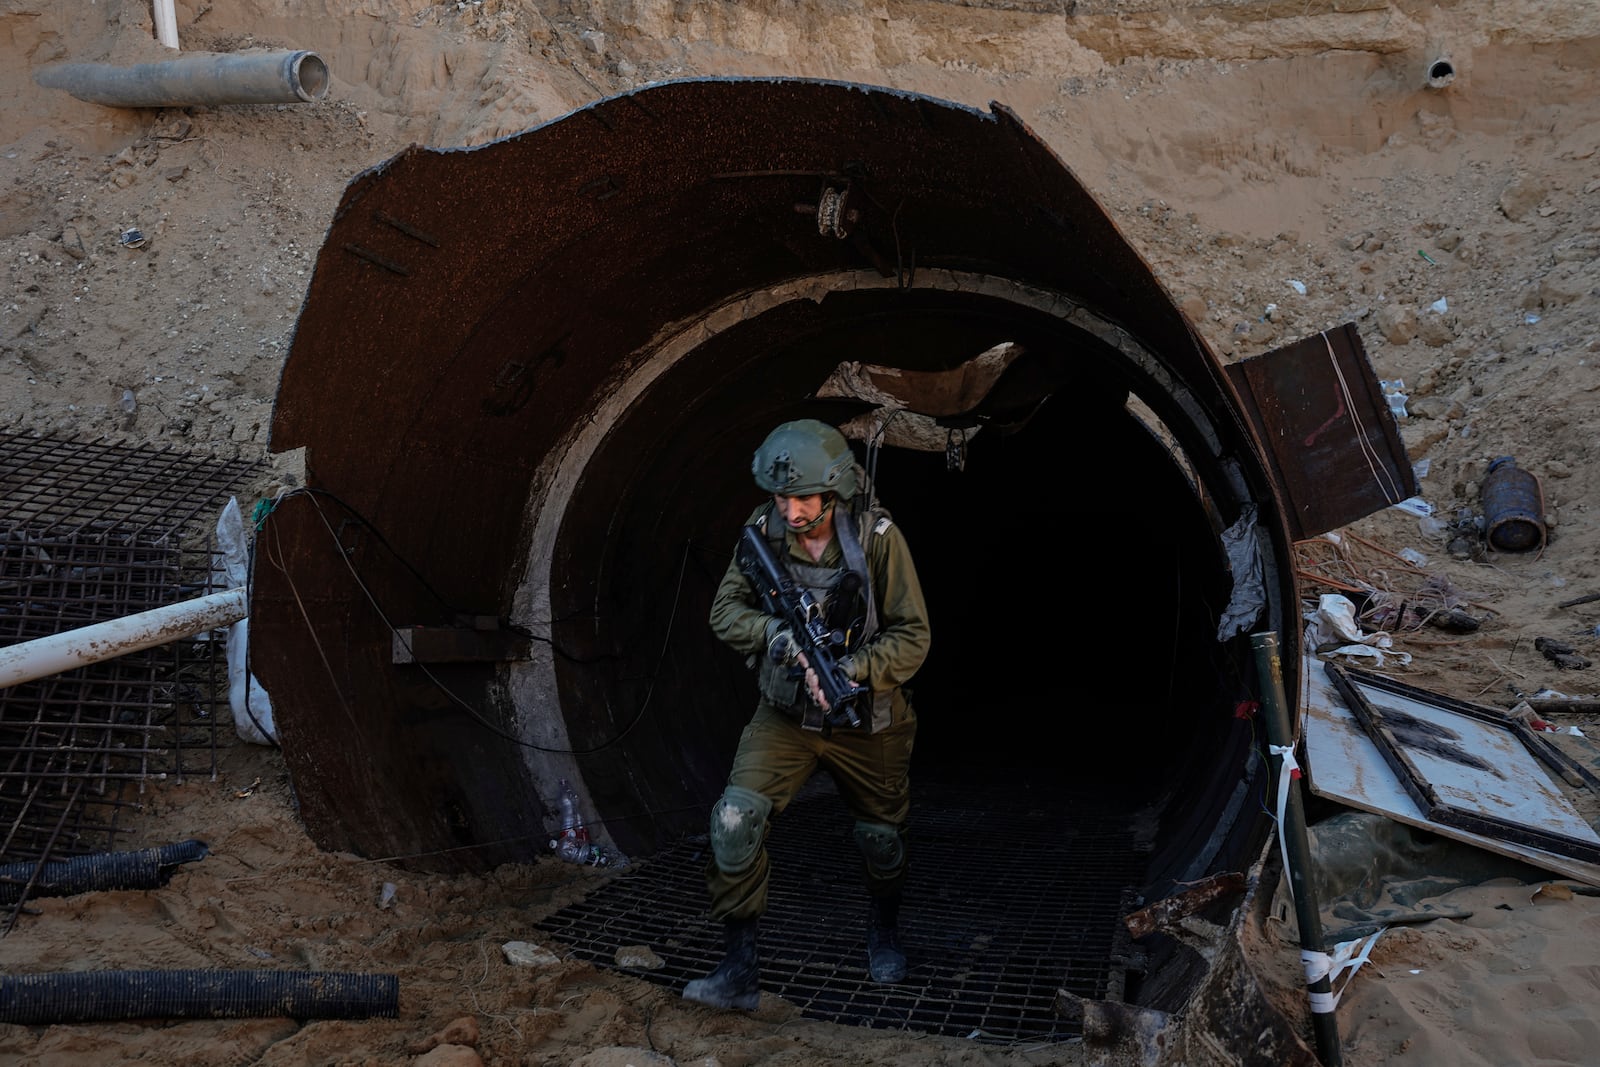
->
xmin=765 ymin=620 xmax=802 ymax=667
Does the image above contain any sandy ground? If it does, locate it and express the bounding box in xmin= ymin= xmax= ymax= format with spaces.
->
xmin=4 ymin=1 xmax=1600 ymax=1064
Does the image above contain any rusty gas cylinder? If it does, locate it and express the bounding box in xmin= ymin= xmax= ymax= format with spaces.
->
xmin=1481 ymin=456 xmax=1546 ymax=552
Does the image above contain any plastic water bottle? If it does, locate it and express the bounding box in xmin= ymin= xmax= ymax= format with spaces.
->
xmin=551 ymin=779 xmax=593 ymax=863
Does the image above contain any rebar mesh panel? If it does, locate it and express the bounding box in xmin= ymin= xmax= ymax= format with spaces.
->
xmin=535 ymin=778 xmax=1150 ymax=1043
xmin=0 ymin=433 xmax=259 ymax=541
xmin=0 ymin=530 xmax=229 ymax=862
xmin=0 ymin=434 xmax=261 ymax=868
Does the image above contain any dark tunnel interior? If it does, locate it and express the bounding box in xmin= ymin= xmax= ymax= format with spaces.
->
xmin=876 ymin=397 xmax=1229 ymax=788
xmin=548 ymin=282 xmax=1269 ymax=893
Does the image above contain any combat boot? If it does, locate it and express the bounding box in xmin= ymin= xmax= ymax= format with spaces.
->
xmin=682 ymin=916 xmax=761 ymax=1010
xmin=866 ymin=892 xmax=907 ymax=983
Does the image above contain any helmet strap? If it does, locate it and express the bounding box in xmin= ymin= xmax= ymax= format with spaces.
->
xmin=793 ymin=496 xmax=835 ymax=536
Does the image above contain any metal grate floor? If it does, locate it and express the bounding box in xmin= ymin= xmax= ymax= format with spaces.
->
xmin=535 ymin=777 xmax=1151 ymax=1043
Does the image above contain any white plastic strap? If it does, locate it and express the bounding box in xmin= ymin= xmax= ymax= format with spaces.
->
xmin=1271 ymin=737 xmax=1384 ymax=1014
xmin=1269 ymin=743 xmax=1299 ymax=904
xmin=1301 ymin=929 xmax=1384 ymax=1009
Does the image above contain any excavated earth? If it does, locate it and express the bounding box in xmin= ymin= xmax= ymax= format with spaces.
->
xmin=3 ymin=2 xmax=1600 ymax=1065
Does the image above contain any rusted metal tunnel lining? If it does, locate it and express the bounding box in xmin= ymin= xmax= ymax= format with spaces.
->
xmin=253 ymin=78 xmax=1322 ymax=1019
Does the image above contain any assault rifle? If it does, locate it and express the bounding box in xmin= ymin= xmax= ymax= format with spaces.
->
xmin=736 ymin=525 xmax=869 ymax=729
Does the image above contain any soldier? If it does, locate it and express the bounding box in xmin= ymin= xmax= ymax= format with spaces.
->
xmin=683 ymin=418 xmax=932 ymax=1010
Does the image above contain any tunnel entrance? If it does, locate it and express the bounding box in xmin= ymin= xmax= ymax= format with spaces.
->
xmin=255 ymin=80 xmax=1309 ymax=889
xmin=508 ymin=271 xmax=1273 ymax=1028
xmin=527 ymin=274 xmax=1265 ymax=904
xmin=253 ymin=77 xmax=1413 ymax=1046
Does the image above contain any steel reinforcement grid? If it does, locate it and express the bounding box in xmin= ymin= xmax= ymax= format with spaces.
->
xmin=535 ymin=777 xmax=1151 ymax=1044
xmin=0 ymin=433 xmax=262 ymax=873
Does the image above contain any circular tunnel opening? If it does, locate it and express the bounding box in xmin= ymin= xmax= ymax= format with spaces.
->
xmin=535 ymin=276 xmax=1268 ymax=898
xmin=258 ymin=76 xmax=1309 ymax=1039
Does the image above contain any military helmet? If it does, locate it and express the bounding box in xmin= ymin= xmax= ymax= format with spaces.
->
xmin=752 ymin=419 xmax=857 ymax=499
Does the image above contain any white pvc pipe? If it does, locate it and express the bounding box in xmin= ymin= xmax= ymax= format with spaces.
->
xmin=153 ymin=0 xmax=179 ymax=50
xmin=0 ymin=587 xmax=247 ymax=690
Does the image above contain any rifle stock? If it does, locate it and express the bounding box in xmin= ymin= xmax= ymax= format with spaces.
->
xmin=736 ymin=525 xmax=869 ymax=729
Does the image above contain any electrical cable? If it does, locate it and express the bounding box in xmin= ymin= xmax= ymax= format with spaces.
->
xmin=262 ymin=514 xmax=370 ymax=754
xmin=253 ymin=487 xmax=456 ymax=616
xmin=890 ymin=197 xmax=914 ymax=289
xmin=260 ymin=488 xmax=693 ymax=757
xmin=259 ymin=487 xmax=615 ymax=664
xmin=865 ymin=407 xmax=903 ymax=505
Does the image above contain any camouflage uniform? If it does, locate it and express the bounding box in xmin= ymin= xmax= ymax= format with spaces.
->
xmin=706 ymin=500 xmax=931 ymax=921
xmin=683 ymin=418 xmax=930 ymax=1008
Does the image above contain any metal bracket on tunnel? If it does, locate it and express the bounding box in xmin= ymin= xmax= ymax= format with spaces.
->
xmin=392 ymin=617 xmax=531 ymax=664
xmin=801 ymin=184 xmax=856 ymax=238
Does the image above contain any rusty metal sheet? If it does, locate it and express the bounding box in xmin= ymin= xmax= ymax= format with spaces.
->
xmin=1225 ymin=323 xmax=1417 ymax=539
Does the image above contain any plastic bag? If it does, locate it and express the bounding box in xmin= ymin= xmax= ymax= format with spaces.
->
xmin=215 ymin=497 xmax=277 ymax=745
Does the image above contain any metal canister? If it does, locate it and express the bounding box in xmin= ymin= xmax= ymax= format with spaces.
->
xmin=1481 ymin=456 xmax=1546 ymax=552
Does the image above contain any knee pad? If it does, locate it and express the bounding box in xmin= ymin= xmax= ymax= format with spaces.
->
xmin=709 ymin=786 xmax=773 ymax=876
xmin=852 ymin=820 xmax=906 ymax=879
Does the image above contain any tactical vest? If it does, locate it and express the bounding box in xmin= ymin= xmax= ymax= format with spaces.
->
xmin=753 ymin=496 xmax=897 ymax=732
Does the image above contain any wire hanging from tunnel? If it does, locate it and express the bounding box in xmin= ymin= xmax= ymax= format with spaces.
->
xmin=258 ymin=487 xmax=695 ymax=757
xmin=864 ymin=407 xmax=904 ymax=506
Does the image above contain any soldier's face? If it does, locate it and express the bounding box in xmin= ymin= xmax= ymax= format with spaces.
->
xmin=773 ymin=493 xmax=826 ymax=530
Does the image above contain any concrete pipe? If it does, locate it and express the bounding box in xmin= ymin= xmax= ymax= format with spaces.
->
xmin=33 ymin=49 xmax=328 ymax=108
xmin=254 ymin=76 xmax=1417 ymax=875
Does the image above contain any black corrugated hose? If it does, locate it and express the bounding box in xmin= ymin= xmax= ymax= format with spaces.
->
xmin=0 ymin=969 xmax=400 ymax=1024
xmin=0 ymin=839 xmax=211 ymax=904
